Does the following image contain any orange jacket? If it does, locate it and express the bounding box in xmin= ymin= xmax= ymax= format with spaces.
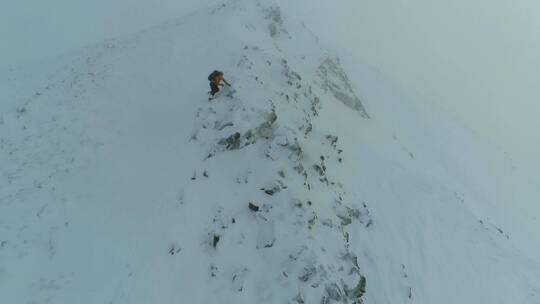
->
xmin=211 ymin=74 xmax=230 ymax=86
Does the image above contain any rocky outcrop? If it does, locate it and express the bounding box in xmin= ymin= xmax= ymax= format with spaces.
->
xmin=318 ymin=57 xmax=369 ymax=118
xmin=188 ymin=2 xmax=371 ymax=303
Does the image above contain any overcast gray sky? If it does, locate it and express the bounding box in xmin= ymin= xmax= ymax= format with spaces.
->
xmin=2 ymin=0 xmax=539 ymax=169
xmin=281 ymin=0 xmax=540 ymax=169
xmin=0 ymin=0 xmax=219 ymax=65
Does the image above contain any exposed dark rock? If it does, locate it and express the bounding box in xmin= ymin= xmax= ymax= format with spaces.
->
xmin=168 ymin=243 xmax=181 ymax=255
xmin=326 ymin=135 xmax=338 ymax=146
xmin=288 ymin=142 xmax=303 ymax=161
xmin=217 ymin=110 xmax=277 ymax=152
xmin=212 ymin=234 xmax=220 ymax=248
xmin=313 ymin=164 xmax=325 ymax=176
xmin=219 ymin=132 xmax=241 ymax=150
xmin=318 ymin=57 xmax=369 ymax=118
xmin=337 ymin=213 xmax=352 ymax=226
xmin=325 ymin=283 xmax=343 ymax=301
xmin=346 ymin=276 xmax=366 ymax=300
xmin=340 ymin=251 xmax=360 ymax=270
xmin=210 ymin=264 xmax=218 ymax=277
xmin=298 ymin=265 xmax=317 ymax=282
xmin=260 ymin=180 xmax=286 ymax=196
xmin=267 ymin=6 xmax=283 ymax=24
xmin=248 ymin=202 xmax=260 ymax=212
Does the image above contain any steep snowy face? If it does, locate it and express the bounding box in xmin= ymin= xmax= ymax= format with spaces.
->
xmin=1 ymin=1 xmax=372 ymax=303
xmin=2 ymin=1 xmax=540 ymax=304
xmin=188 ymin=3 xmax=373 ymax=303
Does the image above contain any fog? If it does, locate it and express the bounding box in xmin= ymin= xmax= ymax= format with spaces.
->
xmin=0 ymin=0 xmax=219 ymax=65
xmin=2 ymin=0 xmax=539 ymax=171
xmin=280 ymin=0 xmax=540 ymax=173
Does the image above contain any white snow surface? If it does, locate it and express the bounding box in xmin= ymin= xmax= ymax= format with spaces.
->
xmin=1 ymin=1 xmax=540 ymax=303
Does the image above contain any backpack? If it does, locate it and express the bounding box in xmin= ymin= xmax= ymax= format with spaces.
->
xmin=208 ymin=70 xmax=222 ymax=81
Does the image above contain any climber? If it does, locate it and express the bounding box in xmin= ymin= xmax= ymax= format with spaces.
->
xmin=208 ymin=70 xmax=231 ymax=99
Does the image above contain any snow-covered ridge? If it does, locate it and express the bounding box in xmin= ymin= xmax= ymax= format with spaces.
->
xmin=187 ymin=2 xmax=372 ymax=302
xmin=1 ymin=1 xmax=540 ymax=303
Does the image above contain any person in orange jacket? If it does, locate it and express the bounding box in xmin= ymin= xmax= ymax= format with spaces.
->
xmin=208 ymin=70 xmax=231 ymax=99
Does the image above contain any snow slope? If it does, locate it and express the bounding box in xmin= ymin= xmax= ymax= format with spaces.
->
xmin=1 ymin=1 xmax=539 ymax=303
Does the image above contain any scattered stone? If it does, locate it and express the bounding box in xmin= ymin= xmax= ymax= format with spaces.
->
xmin=402 ymin=265 xmax=408 ymax=278
xmin=326 ymin=135 xmax=338 ymax=146
xmin=298 ymin=265 xmax=317 ymax=282
xmin=348 ymin=207 xmax=360 ymax=219
xmin=210 ymin=264 xmax=218 ymax=277
xmin=168 ymin=243 xmax=181 ymax=255
xmin=304 ymin=123 xmax=312 ymax=137
xmin=313 ymin=164 xmax=325 ymax=176
xmin=177 ymin=192 xmax=184 ymax=205
xmin=212 ymin=234 xmax=220 ymax=249
xmin=220 ymin=132 xmax=241 ymax=150
xmin=366 ymin=219 xmax=374 ymax=228
xmin=212 ymin=210 xmax=229 ymax=229
xmin=248 ymin=202 xmax=260 ymax=212
xmin=346 ymin=276 xmax=366 ymax=300
xmin=260 ymin=180 xmax=286 ymax=196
